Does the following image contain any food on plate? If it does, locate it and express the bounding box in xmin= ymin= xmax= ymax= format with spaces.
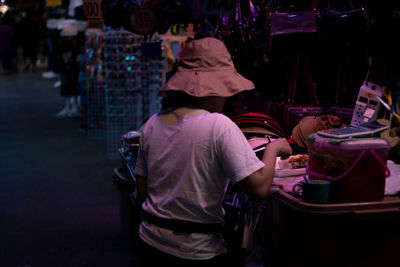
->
xmin=288 ymin=154 xmax=309 ymax=169
xmin=277 ymin=154 xmax=309 ymax=170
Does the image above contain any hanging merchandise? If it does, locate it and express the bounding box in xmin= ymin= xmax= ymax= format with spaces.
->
xmin=101 ymin=0 xmax=142 ymax=33
xmin=325 ymin=54 xmax=358 ymax=126
xmin=269 ymin=0 xmax=317 ymax=36
xmin=101 ymin=0 xmax=203 ymax=35
xmin=283 ymin=52 xmax=324 ymax=133
xmin=312 ymin=2 xmax=370 ymax=111
xmin=266 ymin=0 xmax=318 ymax=53
xmin=143 ymin=0 xmax=203 ymax=34
xmin=46 ymin=0 xmax=62 ymax=7
xmin=223 ymin=0 xmax=260 ymax=80
xmin=319 ymin=0 xmax=368 ymax=46
xmin=85 ymin=29 xmax=106 ymax=139
xmin=104 ymin=29 xmax=167 ymax=159
xmin=202 ymin=0 xmax=236 ymax=16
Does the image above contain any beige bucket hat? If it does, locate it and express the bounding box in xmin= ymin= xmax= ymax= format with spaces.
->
xmin=161 ymin=37 xmax=255 ymax=97
xmin=292 ymin=115 xmax=346 ymax=147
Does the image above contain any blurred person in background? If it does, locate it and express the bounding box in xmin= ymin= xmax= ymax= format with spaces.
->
xmin=42 ymin=0 xmax=69 ymax=79
xmin=0 ymin=14 xmax=14 ymax=75
xmin=20 ymin=6 xmax=43 ymax=72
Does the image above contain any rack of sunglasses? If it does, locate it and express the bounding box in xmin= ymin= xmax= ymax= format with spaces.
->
xmin=85 ymin=29 xmax=107 ymax=140
xmin=104 ymin=29 xmax=167 ymax=159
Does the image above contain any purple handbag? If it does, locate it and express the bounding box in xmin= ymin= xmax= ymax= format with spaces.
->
xmin=269 ymin=0 xmax=317 ymax=37
xmin=270 ymin=10 xmax=317 ymax=36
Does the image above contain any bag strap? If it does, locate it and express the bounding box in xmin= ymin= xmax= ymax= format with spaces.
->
xmin=306 ymin=149 xmax=391 ymax=181
xmin=333 ymin=58 xmax=341 ymax=106
xmin=240 ymin=0 xmax=254 ymax=43
xmin=364 ymin=55 xmax=372 ymax=86
xmin=303 ymin=53 xmax=319 ymax=105
xmin=287 ymin=52 xmax=319 ymax=105
xmin=143 ymin=212 xmax=224 ymax=233
xmin=270 ymin=0 xmax=316 ymax=12
xmin=287 ymin=53 xmax=300 ymax=105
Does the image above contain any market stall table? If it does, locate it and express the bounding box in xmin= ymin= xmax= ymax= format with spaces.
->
xmin=262 ymin=175 xmax=400 ymax=267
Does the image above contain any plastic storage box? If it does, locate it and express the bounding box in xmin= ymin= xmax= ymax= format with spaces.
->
xmin=306 ymin=135 xmax=391 ymax=203
xmin=262 ymin=187 xmax=400 ymax=267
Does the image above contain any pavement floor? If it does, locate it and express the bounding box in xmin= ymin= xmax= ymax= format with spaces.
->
xmin=0 ymin=68 xmax=137 ymax=267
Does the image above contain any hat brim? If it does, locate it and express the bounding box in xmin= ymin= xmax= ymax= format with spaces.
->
xmin=161 ymin=69 xmax=255 ymax=97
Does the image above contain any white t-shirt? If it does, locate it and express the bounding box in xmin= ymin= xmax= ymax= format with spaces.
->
xmin=135 ymin=111 xmax=264 ymax=260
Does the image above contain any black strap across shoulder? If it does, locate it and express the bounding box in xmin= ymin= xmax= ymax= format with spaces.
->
xmin=143 ymin=212 xmax=224 ymax=234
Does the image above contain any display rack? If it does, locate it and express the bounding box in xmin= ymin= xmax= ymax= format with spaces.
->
xmin=104 ymin=29 xmax=167 ymax=159
xmin=85 ymin=28 xmax=107 ymax=140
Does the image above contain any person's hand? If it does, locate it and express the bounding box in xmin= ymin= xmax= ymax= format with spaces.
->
xmin=267 ymin=138 xmax=292 ymax=159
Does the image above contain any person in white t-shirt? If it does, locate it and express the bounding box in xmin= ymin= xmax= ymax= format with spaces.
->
xmin=134 ymin=37 xmax=292 ymax=267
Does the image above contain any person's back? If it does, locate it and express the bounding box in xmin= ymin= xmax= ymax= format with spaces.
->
xmin=134 ymin=38 xmax=292 ymax=266
xmin=140 ymin=111 xmax=233 ymax=223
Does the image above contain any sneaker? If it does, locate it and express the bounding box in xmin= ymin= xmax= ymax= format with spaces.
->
xmin=69 ymin=102 xmax=80 ymax=117
xmin=55 ymin=108 xmax=69 ymax=117
xmin=42 ymin=71 xmax=58 ymax=79
xmin=53 ymin=80 xmax=61 ymax=88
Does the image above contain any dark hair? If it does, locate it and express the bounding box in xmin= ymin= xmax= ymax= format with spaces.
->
xmin=161 ymin=91 xmax=198 ymax=110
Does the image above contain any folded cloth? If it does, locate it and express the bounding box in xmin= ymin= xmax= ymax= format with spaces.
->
xmin=273 ymin=176 xmax=305 ymax=192
xmin=385 ymin=160 xmax=400 ymax=196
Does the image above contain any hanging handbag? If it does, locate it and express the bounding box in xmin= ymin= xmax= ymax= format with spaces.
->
xmin=267 ymin=0 xmax=318 ymax=53
xmin=269 ymin=0 xmax=317 ymax=37
xmin=319 ymin=0 xmax=368 ymax=43
xmin=324 ymin=50 xmax=355 ymax=125
xmin=224 ymin=0 xmax=260 ymax=79
xmin=270 ymin=11 xmax=316 ymax=37
xmin=283 ymin=52 xmax=324 ymax=132
xmin=325 ymin=63 xmax=354 ymax=125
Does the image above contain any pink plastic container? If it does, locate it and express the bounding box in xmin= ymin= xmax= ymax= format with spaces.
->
xmin=306 ymin=135 xmax=391 ymax=203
